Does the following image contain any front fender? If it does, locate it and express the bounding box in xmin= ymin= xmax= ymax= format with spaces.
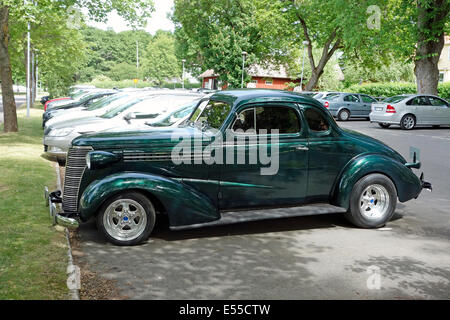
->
xmin=79 ymin=172 xmax=219 ymax=227
xmin=332 ymin=154 xmax=422 ymax=209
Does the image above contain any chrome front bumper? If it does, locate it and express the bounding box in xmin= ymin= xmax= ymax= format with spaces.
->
xmin=45 ymin=186 xmax=79 ymax=229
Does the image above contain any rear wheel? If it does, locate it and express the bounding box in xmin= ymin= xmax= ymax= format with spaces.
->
xmin=400 ymin=114 xmax=416 ymax=130
xmin=338 ymin=109 xmax=350 ymax=121
xmin=97 ymin=191 xmax=156 ymax=246
xmin=378 ymin=123 xmax=391 ymax=129
xmin=344 ymin=174 xmax=397 ymax=228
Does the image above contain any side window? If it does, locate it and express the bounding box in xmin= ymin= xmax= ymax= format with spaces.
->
xmin=305 ymin=108 xmax=330 ymax=132
xmin=232 ymin=109 xmax=255 ymax=133
xmin=361 ymin=95 xmax=376 ymax=103
xmin=428 ymin=97 xmax=448 ymax=107
xmin=232 ymin=106 xmax=301 ymax=134
xmin=344 ymin=95 xmax=360 ymax=102
xmin=255 ymin=106 xmax=300 ymax=134
xmin=408 ymin=96 xmax=430 ymax=106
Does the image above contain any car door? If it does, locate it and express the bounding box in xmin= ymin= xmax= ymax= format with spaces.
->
xmin=359 ymin=95 xmax=377 ymax=117
xmin=427 ymin=96 xmax=450 ymax=124
xmin=407 ymin=96 xmax=432 ymax=124
xmin=343 ymin=94 xmax=362 ymax=116
xmin=219 ymin=103 xmax=308 ymax=210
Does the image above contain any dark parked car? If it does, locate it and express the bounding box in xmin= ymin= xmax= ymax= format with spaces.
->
xmin=42 ymin=90 xmax=117 ymax=128
xmin=46 ymin=89 xmax=431 ymax=246
xmin=323 ymin=93 xmax=378 ymax=121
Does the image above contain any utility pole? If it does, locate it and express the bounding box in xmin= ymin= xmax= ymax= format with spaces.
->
xmin=241 ymin=51 xmax=247 ymax=89
xmin=182 ymin=59 xmax=186 ymax=89
xmin=25 ymin=0 xmax=31 ymax=117
xmin=136 ymin=40 xmax=139 ymax=88
xmin=300 ymin=41 xmax=309 ymax=92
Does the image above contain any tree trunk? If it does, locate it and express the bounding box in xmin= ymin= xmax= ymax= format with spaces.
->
xmin=414 ymin=0 xmax=449 ymax=95
xmin=0 ymin=5 xmax=18 ymax=132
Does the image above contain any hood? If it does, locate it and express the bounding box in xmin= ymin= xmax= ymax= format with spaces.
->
xmin=342 ymin=128 xmax=407 ymax=164
xmin=72 ymin=126 xmax=207 ymax=149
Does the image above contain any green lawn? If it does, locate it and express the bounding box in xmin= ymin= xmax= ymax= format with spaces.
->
xmin=0 ymin=109 xmax=68 ymax=299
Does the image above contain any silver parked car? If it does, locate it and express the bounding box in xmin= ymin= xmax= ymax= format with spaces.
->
xmin=43 ymin=93 xmax=204 ymax=162
xmin=370 ymin=94 xmax=450 ymax=130
xmin=322 ymin=93 xmax=378 ymax=121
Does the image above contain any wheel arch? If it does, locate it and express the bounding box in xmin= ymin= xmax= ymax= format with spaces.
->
xmin=330 ymin=154 xmax=422 ymax=209
xmin=79 ymin=172 xmax=219 ymax=227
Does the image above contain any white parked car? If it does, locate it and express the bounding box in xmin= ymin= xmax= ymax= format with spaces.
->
xmin=370 ymin=94 xmax=450 ymax=130
xmin=43 ymin=93 xmax=204 ymax=162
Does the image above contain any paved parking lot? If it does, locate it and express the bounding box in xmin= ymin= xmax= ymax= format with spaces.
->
xmin=73 ymin=120 xmax=450 ymax=299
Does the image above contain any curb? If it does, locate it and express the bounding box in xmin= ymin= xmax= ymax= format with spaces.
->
xmin=54 ymin=162 xmax=80 ymax=300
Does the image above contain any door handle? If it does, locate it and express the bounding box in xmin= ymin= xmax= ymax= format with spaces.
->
xmin=295 ymin=145 xmax=309 ymax=151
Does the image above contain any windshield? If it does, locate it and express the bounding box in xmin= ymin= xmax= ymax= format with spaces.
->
xmin=188 ymin=100 xmax=231 ymax=129
xmin=150 ymin=100 xmax=199 ymax=127
xmin=86 ymin=94 xmax=129 ymax=111
xmin=100 ymin=97 xmax=147 ymax=119
xmin=325 ymin=93 xmax=340 ymax=100
xmin=69 ymin=90 xmax=88 ymax=100
xmin=383 ymin=95 xmax=408 ymax=103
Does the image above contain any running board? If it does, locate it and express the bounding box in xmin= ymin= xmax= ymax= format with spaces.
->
xmin=170 ymin=204 xmax=346 ymax=231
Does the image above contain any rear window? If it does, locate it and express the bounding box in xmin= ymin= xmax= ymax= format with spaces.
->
xmin=383 ymin=96 xmax=407 ymax=103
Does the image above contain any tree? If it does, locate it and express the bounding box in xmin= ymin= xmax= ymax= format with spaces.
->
xmin=1 ymin=0 xmax=154 ymax=132
xmin=411 ymin=0 xmax=449 ymax=94
xmin=142 ymin=30 xmax=181 ymax=86
xmin=108 ymin=62 xmax=139 ymax=81
xmin=172 ymin=0 xmax=260 ymax=88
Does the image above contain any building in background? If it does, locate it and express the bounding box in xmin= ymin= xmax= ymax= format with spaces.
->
xmin=199 ymin=64 xmax=301 ymax=91
xmin=438 ymin=35 xmax=450 ymax=83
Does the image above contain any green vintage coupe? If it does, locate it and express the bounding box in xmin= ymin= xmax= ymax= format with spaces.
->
xmin=46 ymin=90 xmax=431 ymax=245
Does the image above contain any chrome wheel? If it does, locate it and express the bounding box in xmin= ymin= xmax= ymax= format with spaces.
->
xmin=402 ymin=115 xmax=415 ymax=130
xmin=103 ymin=199 xmax=148 ymax=241
xmin=359 ymin=184 xmax=390 ymax=220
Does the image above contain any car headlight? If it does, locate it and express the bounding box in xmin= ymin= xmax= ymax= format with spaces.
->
xmin=85 ymin=153 xmax=91 ymax=169
xmin=47 ymin=128 xmax=73 ymax=137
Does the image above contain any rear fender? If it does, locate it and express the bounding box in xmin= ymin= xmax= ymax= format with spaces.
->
xmin=332 ymin=154 xmax=422 ymax=209
xmin=79 ymin=172 xmax=219 ymax=227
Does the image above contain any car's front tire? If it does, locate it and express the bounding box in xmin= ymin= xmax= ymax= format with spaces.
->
xmin=97 ymin=191 xmax=156 ymax=246
xmin=344 ymin=174 xmax=397 ymax=228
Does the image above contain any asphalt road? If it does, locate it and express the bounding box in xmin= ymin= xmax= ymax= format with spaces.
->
xmin=0 ymin=95 xmax=27 ymax=123
xmin=72 ymin=120 xmax=450 ymax=299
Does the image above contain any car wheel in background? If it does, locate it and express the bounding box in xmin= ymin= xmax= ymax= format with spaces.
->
xmin=378 ymin=123 xmax=391 ymax=129
xmin=338 ymin=109 xmax=350 ymax=121
xmin=97 ymin=191 xmax=156 ymax=246
xmin=400 ymin=114 xmax=416 ymax=130
xmin=432 ymin=125 xmax=440 ymax=128
xmin=344 ymin=173 xmax=397 ymax=228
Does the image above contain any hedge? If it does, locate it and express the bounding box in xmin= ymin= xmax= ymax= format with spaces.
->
xmin=346 ymin=82 xmax=450 ymax=100
xmin=88 ymin=78 xmax=201 ymax=90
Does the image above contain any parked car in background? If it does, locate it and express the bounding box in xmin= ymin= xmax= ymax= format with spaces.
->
xmin=313 ymin=92 xmax=339 ymax=103
xmin=43 ymin=93 xmax=205 ymax=162
xmin=43 ymin=90 xmax=118 ymax=127
xmin=322 ymin=93 xmax=378 ymax=121
xmin=45 ymin=89 xmax=431 ymax=245
xmin=370 ymin=94 xmax=450 ymax=130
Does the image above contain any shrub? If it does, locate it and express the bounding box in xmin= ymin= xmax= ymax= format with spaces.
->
xmin=345 ymin=82 xmax=450 ymax=100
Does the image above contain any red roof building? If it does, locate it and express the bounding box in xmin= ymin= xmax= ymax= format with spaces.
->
xmin=199 ymin=64 xmax=301 ymax=91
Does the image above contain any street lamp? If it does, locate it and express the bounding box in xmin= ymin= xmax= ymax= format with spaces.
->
xmin=24 ymin=0 xmax=31 ymax=117
xmin=241 ymin=51 xmax=247 ymax=89
xmin=182 ymin=59 xmax=186 ymax=89
xmin=300 ymin=41 xmax=309 ymax=92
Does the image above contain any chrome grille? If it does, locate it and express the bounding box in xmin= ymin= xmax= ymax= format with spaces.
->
xmin=62 ymin=147 xmax=92 ymax=212
xmin=123 ymin=151 xmax=172 ymax=162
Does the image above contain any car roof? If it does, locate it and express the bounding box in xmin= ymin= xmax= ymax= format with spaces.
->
xmin=210 ymin=89 xmax=323 ymax=109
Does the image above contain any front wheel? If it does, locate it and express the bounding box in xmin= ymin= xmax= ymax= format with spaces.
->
xmin=344 ymin=174 xmax=397 ymax=228
xmin=97 ymin=191 xmax=156 ymax=246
